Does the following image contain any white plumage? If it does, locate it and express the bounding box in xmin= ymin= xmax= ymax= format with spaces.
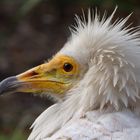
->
xmin=28 ymin=8 xmax=140 ymax=140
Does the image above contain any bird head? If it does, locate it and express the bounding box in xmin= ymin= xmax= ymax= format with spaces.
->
xmin=0 ymin=8 xmax=140 ymax=110
xmin=0 ymin=54 xmax=83 ymax=100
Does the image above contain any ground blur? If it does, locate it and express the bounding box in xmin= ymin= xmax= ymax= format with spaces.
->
xmin=0 ymin=0 xmax=140 ymax=139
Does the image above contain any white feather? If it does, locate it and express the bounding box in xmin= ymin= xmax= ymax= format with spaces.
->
xmin=28 ymin=8 xmax=140 ymax=140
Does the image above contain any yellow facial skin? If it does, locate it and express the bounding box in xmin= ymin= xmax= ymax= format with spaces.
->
xmin=16 ymin=55 xmax=80 ymax=97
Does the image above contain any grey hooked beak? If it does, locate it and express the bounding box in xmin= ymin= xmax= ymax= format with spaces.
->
xmin=0 ymin=76 xmax=19 ymax=95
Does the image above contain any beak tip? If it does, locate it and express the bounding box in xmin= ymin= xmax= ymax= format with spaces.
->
xmin=0 ymin=76 xmax=18 ymax=95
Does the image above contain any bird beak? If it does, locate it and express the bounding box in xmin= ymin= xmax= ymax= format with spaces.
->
xmin=0 ymin=76 xmax=20 ymax=95
xmin=0 ymin=61 xmax=71 ymax=97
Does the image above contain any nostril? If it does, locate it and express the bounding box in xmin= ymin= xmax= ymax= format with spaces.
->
xmin=30 ymin=71 xmax=38 ymax=76
xmin=19 ymin=71 xmax=39 ymax=79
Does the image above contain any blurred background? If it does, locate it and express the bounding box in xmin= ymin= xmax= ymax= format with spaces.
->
xmin=0 ymin=0 xmax=140 ymax=139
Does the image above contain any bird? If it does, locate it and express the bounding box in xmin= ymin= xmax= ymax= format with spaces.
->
xmin=0 ymin=7 xmax=140 ymax=140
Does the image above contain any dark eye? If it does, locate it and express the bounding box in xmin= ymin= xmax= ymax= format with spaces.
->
xmin=63 ymin=63 xmax=73 ymax=72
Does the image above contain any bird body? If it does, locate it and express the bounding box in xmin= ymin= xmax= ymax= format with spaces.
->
xmin=0 ymin=8 xmax=140 ymax=140
xmin=43 ymin=110 xmax=140 ymax=140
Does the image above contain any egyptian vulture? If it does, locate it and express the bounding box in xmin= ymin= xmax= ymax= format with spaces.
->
xmin=0 ymin=8 xmax=140 ymax=140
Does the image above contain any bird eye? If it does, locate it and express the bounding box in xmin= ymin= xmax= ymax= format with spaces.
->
xmin=63 ymin=63 xmax=73 ymax=72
